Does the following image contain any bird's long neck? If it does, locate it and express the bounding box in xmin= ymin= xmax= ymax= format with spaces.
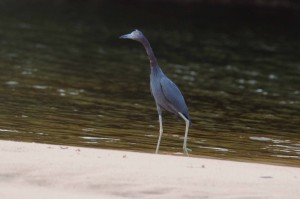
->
xmin=140 ymin=37 xmax=158 ymax=67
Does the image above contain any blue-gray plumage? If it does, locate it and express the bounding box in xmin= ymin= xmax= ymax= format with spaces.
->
xmin=120 ymin=29 xmax=191 ymax=155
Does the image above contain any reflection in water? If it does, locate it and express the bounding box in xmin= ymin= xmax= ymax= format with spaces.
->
xmin=0 ymin=1 xmax=299 ymax=166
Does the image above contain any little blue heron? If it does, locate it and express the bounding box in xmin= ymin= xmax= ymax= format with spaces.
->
xmin=120 ymin=29 xmax=191 ymax=155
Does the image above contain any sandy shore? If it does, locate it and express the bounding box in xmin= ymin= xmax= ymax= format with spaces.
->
xmin=0 ymin=140 xmax=299 ymax=199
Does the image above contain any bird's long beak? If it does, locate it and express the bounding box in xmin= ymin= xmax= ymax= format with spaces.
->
xmin=119 ymin=33 xmax=131 ymax=39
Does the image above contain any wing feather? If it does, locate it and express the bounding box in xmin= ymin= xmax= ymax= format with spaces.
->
xmin=160 ymin=77 xmax=189 ymax=120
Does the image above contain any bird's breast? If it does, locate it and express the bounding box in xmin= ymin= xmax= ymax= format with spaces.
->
xmin=150 ymin=73 xmax=164 ymax=100
xmin=150 ymin=75 xmax=162 ymax=97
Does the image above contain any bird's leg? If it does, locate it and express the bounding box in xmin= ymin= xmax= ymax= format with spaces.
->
xmin=155 ymin=114 xmax=163 ymax=154
xmin=178 ymin=112 xmax=191 ymax=155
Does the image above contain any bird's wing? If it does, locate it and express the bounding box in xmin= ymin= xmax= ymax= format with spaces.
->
xmin=160 ymin=77 xmax=189 ymax=117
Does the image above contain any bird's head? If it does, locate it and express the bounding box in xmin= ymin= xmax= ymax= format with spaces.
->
xmin=119 ymin=29 xmax=144 ymax=42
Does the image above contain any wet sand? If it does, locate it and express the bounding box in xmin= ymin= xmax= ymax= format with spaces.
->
xmin=0 ymin=140 xmax=299 ymax=199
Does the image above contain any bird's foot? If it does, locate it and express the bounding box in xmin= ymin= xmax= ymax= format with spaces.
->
xmin=155 ymin=149 xmax=159 ymax=154
xmin=183 ymin=147 xmax=192 ymax=156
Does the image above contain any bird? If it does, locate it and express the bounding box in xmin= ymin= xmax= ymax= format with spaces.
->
xmin=120 ymin=29 xmax=191 ymax=155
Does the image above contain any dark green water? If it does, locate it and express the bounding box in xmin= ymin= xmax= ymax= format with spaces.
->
xmin=0 ymin=1 xmax=299 ymax=166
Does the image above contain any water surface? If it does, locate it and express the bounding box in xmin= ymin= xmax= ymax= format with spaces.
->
xmin=0 ymin=1 xmax=299 ymax=166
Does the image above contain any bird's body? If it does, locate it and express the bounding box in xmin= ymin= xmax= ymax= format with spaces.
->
xmin=120 ymin=29 xmax=191 ymax=155
xmin=150 ymin=66 xmax=190 ymax=121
